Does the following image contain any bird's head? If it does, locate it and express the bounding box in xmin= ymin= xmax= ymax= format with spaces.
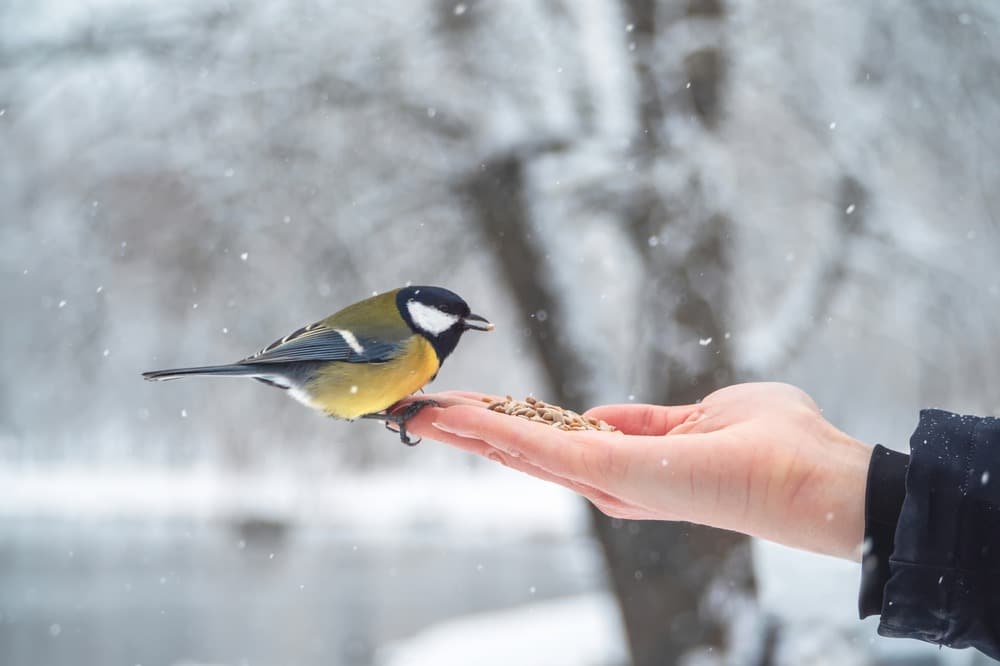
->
xmin=396 ymin=285 xmax=493 ymax=362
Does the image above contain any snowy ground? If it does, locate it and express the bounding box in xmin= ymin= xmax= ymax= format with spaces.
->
xmin=0 ymin=464 xmax=589 ymax=540
xmin=0 ymin=464 xmax=625 ymax=666
xmin=377 ymin=592 xmax=628 ymax=666
xmin=2 ymin=464 xmax=989 ymax=665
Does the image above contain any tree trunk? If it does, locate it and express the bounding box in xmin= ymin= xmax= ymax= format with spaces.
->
xmin=464 ymin=154 xmax=759 ymax=665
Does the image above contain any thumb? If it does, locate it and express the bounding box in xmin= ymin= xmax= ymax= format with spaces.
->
xmin=584 ymin=403 xmax=701 ymax=436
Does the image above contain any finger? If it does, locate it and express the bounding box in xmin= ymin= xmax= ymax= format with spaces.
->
xmin=590 ymin=500 xmax=653 ymax=521
xmin=584 ymin=403 xmax=702 ymax=436
xmin=405 ymin=408 xmax=632 ymax=498
xmin=487 ymin=447 xmax=632 ymax=509
xmin=434 ymin=390 xmax=504 ymax=402
xmin=402 ymin=407 xmax=499 ymax=458
xmin=399 ymin=404 xmax=450 ymax=438
xmin=395 ymin=391 xmax=502 ymax=411
xmin=407 ymin=407 xmax=697 ymax=521
xmin=429 ymin=405 xmax=620 ymax=485
xmin=402 ymin=409 xmax=629 ymax=505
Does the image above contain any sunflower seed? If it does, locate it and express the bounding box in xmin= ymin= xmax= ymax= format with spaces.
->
xmin=482 ymin=395 xmax=618 ymax=432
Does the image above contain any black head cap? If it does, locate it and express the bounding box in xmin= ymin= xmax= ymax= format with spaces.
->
xmin=396 ymin=286 xmax=492 ymax=363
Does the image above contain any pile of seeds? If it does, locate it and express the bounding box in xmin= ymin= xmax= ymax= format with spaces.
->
xmin=481 ymin=395 xmax=618 ymax=432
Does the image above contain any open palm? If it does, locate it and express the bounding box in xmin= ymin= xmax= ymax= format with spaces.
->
xmin=403 ymin=382 xmax=870 ymax=560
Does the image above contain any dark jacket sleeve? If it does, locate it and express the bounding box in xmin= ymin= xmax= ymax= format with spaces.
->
xmin=858 ymin=409 xmax=1000 ymax=660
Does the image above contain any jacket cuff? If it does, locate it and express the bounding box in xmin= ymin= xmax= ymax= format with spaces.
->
xmin=877 ymin=409 xmax=1000 ymax=656
xmin=859 ymin=444 xmax=909 ymax=618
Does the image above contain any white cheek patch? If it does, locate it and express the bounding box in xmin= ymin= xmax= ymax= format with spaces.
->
xmin=407 ymin=300 xmax=459 ymax=336
xmin=334 ymin=328 xmax=365 ymax=354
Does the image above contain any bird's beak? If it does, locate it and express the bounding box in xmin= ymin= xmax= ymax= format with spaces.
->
xmin=462 ymin=313 xmax=495 ymax=332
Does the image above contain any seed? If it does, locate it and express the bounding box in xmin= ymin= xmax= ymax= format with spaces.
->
xmin=479 ymin=395 xmax=618 ymax=432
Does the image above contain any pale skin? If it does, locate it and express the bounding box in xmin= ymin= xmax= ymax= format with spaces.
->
xmin=400 ymin=382 xmax=872 ymax=561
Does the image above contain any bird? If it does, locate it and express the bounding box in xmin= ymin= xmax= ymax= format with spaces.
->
xmin=142 ymin=285 xmax=493 ymax=444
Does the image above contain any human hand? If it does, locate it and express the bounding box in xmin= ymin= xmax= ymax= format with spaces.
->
xmin=401 ymin=383 xmax=871 ymax=561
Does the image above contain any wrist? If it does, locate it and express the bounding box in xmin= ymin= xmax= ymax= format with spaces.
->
xmin=822 ymin=431 xmax=871 ymax=560
xmin=769 ymin=426 xmax=871 ymax=561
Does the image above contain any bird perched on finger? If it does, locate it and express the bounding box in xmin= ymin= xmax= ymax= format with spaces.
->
xmin=142 ymin=285 xmax=493 ymax=444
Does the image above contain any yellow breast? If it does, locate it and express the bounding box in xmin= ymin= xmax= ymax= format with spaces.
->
xmin=304 ymin=336 xmax=440 ymax=420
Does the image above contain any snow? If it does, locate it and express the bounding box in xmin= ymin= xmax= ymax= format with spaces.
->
xmin=376 ymin=592 xmax=627 ymax=666
xmin=0 ymin=466 xmax=590 ymax=540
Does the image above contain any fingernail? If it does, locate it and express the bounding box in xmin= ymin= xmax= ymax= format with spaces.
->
xmin=432 ymin=421 xmax=470 ymax=437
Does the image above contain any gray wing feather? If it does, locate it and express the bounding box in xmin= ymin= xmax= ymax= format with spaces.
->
xmin=241 ymin=323 xmax=403 ymax=365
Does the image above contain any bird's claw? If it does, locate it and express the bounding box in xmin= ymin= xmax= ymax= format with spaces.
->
xmin=384 ymin=420 xmax=421 ymax=446
xmin=364 ymin=399 xmax=439 ymax=446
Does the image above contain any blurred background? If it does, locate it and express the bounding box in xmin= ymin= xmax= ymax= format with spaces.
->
xmin=2 ymin=1 xmax=999 ymax=665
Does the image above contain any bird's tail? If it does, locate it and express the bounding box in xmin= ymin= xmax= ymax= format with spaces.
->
xmin=142 ymin=364 xmax=260 ymax=381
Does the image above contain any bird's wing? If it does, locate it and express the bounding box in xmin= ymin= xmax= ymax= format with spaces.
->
xmin=240 ymin=321 xmax=404 ymax=365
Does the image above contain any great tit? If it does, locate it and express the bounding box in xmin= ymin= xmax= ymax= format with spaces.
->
xmin=142 ymin=285 xmax=493 ymax=444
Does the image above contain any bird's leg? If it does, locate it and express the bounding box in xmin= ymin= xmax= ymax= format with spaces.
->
xmin=361 ymin=400 xmax=439 ymax=446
